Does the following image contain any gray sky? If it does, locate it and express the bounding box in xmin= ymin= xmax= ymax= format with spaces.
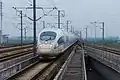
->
xmin=1 ymin=0 xmax=120 ymax=38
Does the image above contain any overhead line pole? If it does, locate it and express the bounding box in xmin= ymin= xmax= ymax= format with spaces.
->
xmin=94 ymin=22 xmax=97 ymax=43
xmin=13 ymin=7 xmax=24 ymax=46
xmin=24 ymin=28 xmax=27 ymax=40
xmin=80 ymin=30 xmax=82 ymax=39
xmin=90 ymin=22 xmax=97 ymax=43
xmin=84 ymin=27 xmax=88 ymax=40
xmin=33 ymin=0 xmax=37 ymax=55
xmin=0 ymin=2 xmax=2 ymax=44
xmin=99 ymin=22 xmax=105 ymax=43
xmin=58 ymin=10 xmax=60 ymax=28
xmin=14 ymin=2 xmax=57 ymax=55
xmin=43 ymin=21 xmax=45 ymax=29
xmin=101 ymin=22 xmax=105 ymax=45
xmin=90 ymin=21 xmax=105 ymax=43
xmin=71 ymin=26 xmax=72 ymax=32
xmin=102 ymin=22 xmax=104 ymax=41
xmin=13 ymin=1 xmax=57 ymax=55
xmin=20 ymin=11 xmax=23 ymax=45
xmin=67 ymin=20 xmax=69 ymax=32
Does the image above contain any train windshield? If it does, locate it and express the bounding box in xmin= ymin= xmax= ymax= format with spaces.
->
xmin=40 ymin=31 xmax=57 ymax=41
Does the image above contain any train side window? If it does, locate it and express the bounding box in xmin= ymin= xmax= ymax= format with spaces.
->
xmin=58 ymin=36 xmax=64 ymax=45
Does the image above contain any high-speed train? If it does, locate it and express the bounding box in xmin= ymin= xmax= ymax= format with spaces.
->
xmin=37 ymin=28 xmax=78 ymax=57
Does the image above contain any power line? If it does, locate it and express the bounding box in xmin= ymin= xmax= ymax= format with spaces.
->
xmin=24 ymin=27 xmax=27 ymax=40
xmin=58 ymin=10 xmax=60 ymax=28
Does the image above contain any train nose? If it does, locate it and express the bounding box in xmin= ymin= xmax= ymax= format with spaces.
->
xmin=38 ymin=48 xmax=53 ymax=54
xmin=37 ymin=44 xmax=54 ymax=54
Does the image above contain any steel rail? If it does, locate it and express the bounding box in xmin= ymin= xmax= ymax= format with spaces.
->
xmin=81 ymin=46 xmax=87 ymax=80
xmin=86 ymin=44 xmax=120 ymax=55
xmin=0 ymin=43 xmax=33 ymax=49
xmin=0 ymin=44 xmax=33 ymax=53
xmin=0 ymin=48 xmax=33 ymax=62
xmin=32 ymin=43 xmax=75 ymax=80
xmin=7 ymin=42 xmax=76 ymax=80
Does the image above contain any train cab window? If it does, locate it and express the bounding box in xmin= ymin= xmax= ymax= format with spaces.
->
xmin=57 ymin=36 xmax=64 ymax=45
xmin=40 ymin=31 xmax=57 ymax=41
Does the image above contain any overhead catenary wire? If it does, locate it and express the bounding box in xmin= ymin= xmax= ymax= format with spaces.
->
xmin=36 ymin=8 xmax=56 ymax=21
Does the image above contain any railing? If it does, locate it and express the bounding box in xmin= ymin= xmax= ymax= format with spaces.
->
xmin=54 ymin=45 xmax=87 ymax=80
xmin=86 ymin=46 xmax=120 ymax=73
xmin=81 ymin=47 xmax=87 ymax=80
xmin=53 ymin=46 xmax=76 ymax=80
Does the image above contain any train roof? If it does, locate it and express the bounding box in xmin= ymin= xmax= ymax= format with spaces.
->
xmin=38 ymin=27 xmax=78 ymax=38
xmin=39 ymin=28 xmax=64 ymax=35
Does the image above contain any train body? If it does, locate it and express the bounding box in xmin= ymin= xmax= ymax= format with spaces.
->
xmin=37 ymin=28 xmax=78 ymax=57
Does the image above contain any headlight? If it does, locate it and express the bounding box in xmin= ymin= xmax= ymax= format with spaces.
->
xmin=49 ymin=44 xmax=53 ymax=47
xmin=39 ymin=44 xmax=42 ymax=47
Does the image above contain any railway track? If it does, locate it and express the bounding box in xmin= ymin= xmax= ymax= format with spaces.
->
xmin=7 ymin=43 xmax=75 ymax=80
xmin=0 ymin=47 xmax=33 ymax=62
xmin=0 ymin=43 xmax=33 ymax=49
xmin=0 ymin=43 xmax=34 ymax=69
xmin=0 ymin=43 xmax=35 ymax=80
xmin=86 ymin=44 xmax=120 ymax=55
xmin=0 ymin=44 xmax=33 ymax=62
xmin=0 ymin=43 xmax=33 ymax=53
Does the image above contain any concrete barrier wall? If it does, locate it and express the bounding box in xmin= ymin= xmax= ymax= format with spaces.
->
xmin=0 ymin=54 xmax=36 ymax=80
xmin=0 ymin=53 xmax=34 ymax=70
xmin=91 ymin=58 xmax=120 ymax=80
xmin=85 ymin=46 xmax=120 ymax=73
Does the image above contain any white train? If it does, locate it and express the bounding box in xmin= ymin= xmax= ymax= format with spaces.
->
xmin=37 ymin=28 xmax=78 ymax=57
